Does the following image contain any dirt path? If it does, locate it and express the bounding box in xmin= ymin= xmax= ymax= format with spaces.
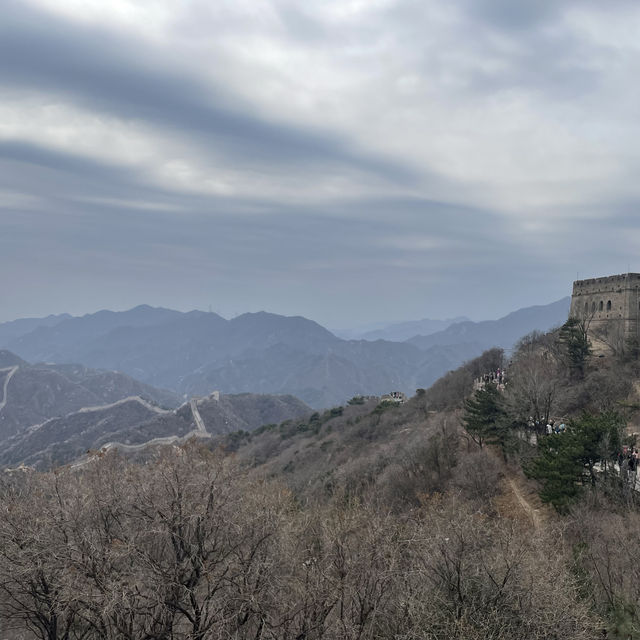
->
xmin=506 ymin=476 xmax=542 ymax=530
xmin=462 ymin=420 xmax=546 ymax=531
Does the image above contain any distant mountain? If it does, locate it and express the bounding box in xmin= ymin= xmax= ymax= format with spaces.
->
xmin=0 ymin=313 xmax=71 ymax=346
xmin=5 ymin=310 xmax=449 ymax=407
xmin=5 ymin=309 xmax=350 ymax=406
xmin=407 ymin=297 xmax=571 ymax=353
xmin=3 ymin=299 xmax=572 ymax=408
xmin=6 ymin=305 xmax=193 ymax=364
xmin=359 ymin=316 xmax=469 ymax=342
xmin=330 ymin=322 xmax=391 ymax=340
xmin=0 ymin=391 xmax=310 ymax=470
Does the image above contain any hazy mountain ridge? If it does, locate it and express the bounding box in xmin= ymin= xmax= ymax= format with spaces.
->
xmin=6 ymin=305 xmax=199 ymax=364
xmin=1 ymin=299 xmax=571 ymax=408
xmin=407 ymin=297 xmax=571 ymax=353
xmin=359 ymin=316 xmax=470 ymax=342
xmin=0 ymin=313 xmax=71 ymax=347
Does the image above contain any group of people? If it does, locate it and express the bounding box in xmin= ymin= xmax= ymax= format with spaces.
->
xmin=482 ymin=368 xmax=505 ymax=386
xmin=545 ymin=420 xmax=566 ymax=435
xmin=618 ymin=445 xmax=639 ymax=472
xmin=526 ymin=417 xmax=567 ymax=435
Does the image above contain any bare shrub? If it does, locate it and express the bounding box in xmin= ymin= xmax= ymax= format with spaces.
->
xmin=0 ymin=445 xmax=603 ymax=640
xmin=569 ymin=501 xmax=640 ymax=637
xmin=401 ymin=496 xmax=600 ymax=640
xmin=452 ymin=448 xmax=502 ymax=503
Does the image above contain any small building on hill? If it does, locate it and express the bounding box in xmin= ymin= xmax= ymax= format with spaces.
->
xmin=380 ymin=391 xmax=406 ymax=404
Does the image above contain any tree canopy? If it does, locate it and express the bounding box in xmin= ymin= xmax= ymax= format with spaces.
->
xmin=526 ymin=411 xmax=624 ymax=511
xmin=462 ymin=384 xmax=510 ymax=453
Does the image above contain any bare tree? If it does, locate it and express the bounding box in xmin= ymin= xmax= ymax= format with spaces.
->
xmin=0 ymin=443 xmax=605 ymax=640
xmin=506 ymin=349 xmax=560 ymax=429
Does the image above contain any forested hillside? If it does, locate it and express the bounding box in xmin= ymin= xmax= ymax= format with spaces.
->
xmin=3 ymin=319 xmax=640 ymax=638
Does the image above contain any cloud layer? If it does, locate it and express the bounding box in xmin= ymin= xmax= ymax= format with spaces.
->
xmin=3 ymin=0 xmax=640 ymax=326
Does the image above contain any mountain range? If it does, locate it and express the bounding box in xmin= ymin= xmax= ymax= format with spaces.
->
xmin=407 ymin=298 xmax=572 ymax=351
xmin=0 ymin=350 xmax=310 ymax=469
xmin=1 ymin=298 xmax=571 ymax=408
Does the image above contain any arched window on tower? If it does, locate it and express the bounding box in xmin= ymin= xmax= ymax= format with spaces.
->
xmin=607 ymin=300 xmax=612 ymax=311
xmin=584 ymin=302 xmax=588 ymax=314
xmin=599 ymin=301 xmax=604 ymax=311
xmin=592 ymin=302 xmax=596 ymax=312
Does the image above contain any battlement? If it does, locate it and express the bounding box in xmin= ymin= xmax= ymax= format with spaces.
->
xmin=572 ymin=273 xmax=640 ymax=290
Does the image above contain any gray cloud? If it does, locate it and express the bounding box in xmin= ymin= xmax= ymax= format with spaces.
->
xmin=462 ymin=0 xmax=561 ymax=31
xmin=464 ymin=0 xmax=639 ymax=33
xmin=0 ymin=3 xmax=418 ymax=184
xmin=0 ymin=137 xmax=567 ymax=324
xmin=380 ymin=0 xmax=608 ymax=102
xmin=2 ymin=0 xmax=640 ymax=326
xmin=0 ymin=140 xmax=136 ymax=190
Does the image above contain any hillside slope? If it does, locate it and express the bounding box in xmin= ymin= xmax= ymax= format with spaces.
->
xmin=0 ymin=390 xmax=310 ymax=470
xmin=0 ymin=352 xmax=181 ymax=444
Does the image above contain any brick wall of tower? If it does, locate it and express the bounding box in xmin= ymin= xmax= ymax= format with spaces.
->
xmin=570 ymin=273 xmax=640 ymax=340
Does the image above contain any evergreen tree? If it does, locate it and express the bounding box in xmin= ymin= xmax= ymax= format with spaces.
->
xmin=526 ymin=411 xmax=623 ymax=511
xmin=462 ymin=384 xmax=509 ymax=454
xmin=559 ymin=317 xmax=591 ymax=378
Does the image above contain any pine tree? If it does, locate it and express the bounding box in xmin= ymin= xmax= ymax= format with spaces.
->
xmin=559 ymin=317 xmax=591 ymax=378
xmin=526 ymin=411 xmax=623 ymax=511
xmin=462 ymin=384 xmax=509 ymax=453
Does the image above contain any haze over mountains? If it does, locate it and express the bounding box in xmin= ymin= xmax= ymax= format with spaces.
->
xmin=337 ymin=316 xmax=470 ymax=342
xmin=2 ymin=298 xmax=570 ymax=408
xmin=407 ymin=298 xmax=572 ymax=351
xmin=0 ymin=314 xmax=72 ymax=346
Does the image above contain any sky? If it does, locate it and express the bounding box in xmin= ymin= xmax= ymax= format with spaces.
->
xmin=3 ymin=0 xmax=640 ymax=328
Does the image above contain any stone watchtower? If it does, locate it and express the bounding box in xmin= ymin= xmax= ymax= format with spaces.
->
xmin=569 ymin=273 xmax=640 ymax=346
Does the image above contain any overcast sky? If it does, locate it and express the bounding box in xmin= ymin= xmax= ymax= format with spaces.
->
xmin=3 ymin=0 xmax=640 ymax=328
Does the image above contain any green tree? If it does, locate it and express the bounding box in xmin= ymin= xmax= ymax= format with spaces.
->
xmin=526 ymin=411 xmax=623 ymax=511
xmin=559 ymin=317 xmax=591 ymax=378
xmin=462 ymin=384 xmax=510 ymax=455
